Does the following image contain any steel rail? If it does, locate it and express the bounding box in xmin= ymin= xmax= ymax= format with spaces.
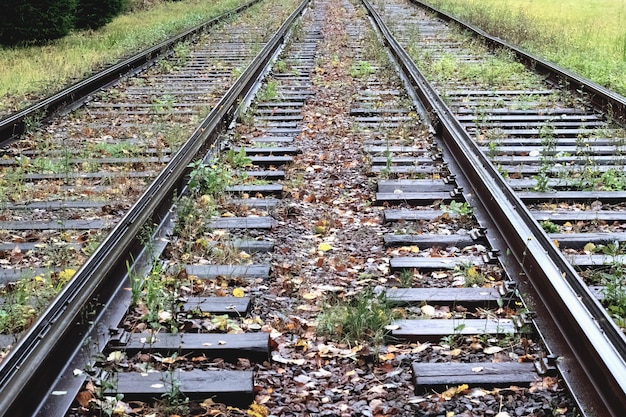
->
xmin=362 ymin=0 xmax=626 ymax=415
xmin=0 ymin=0 xmax=263 ymax=147
xmin=0 ymin=0 xmax=309 ymax=414
xmin=409 ymin=0 xmax=626 ymax=126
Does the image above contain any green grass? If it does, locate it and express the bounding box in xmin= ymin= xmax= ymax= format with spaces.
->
xmin=423 ymin=0 xmax=626 ymax=96
xmin=0 ymin=0 xmax=247 ymax=114
xmin=317 ymin=289 xmax=400 ymax=346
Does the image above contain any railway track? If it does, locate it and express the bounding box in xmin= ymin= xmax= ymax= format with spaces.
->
xmin=1 ymin=0 xmax=625 ymax=415
xmin=0 ymin=0 xmax=297 ymax=327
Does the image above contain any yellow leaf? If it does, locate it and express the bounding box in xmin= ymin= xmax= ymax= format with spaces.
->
xmin=58 ymin=268 xmax=76 ymax=283
xmin=247 ymin=403 xmax=269 ymax=417
xmin=441 ymin=383 xmax=469 ymax=400
xmin=233 ymin=287 xmax=245 ymax=298
xmin=449 ymin=348 xmax=462 ymax=357
xmin=318 ymin=242 xmax=333 ymax=252
xmin=583 ymin=242 xmax=596 ymax=253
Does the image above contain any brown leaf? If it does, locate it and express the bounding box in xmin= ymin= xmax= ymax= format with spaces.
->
xmin=75 ymin=390 xmax=92 ymax=408
xmin=176 ymin=269 xmax=188 ymax=281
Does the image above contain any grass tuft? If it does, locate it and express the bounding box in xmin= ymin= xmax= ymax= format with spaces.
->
xmin=317 ymin=289 xmax=399 ymax=346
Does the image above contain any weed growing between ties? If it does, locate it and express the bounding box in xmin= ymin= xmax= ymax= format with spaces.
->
xmin=349 ymin=60 xmax=376 ymax=78
xmin=0 ymin=269 xmax=76 ymax=334
xmin=317 ymin=289 xmax=401 ymax=348
xmin=453 ymin=262 xmax=486 ymax=287
xmin=592 ymin=242 xmax=626 ymax=330
xmin=533 ymin=123 xmax=557 ymax=192
xmin=441 ymin=200 xmax=475 ymax=229
xmin=576 ymin=241 xmax=626 ymax=330
xmin=127 ymin=148 xmax=255 ymax=331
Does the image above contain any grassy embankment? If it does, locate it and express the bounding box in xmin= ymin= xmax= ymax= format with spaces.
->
xmin=0 ymin=0 xmax=247 ymax=114
xmin=423 ymin=0 xmax=626 ymax=96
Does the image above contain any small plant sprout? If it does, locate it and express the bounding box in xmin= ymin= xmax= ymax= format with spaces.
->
xmin=317 ymin=289 xmax=401 ymax=347
xmin=349 ymin=60 xmax=376 ymax=78
xmin=442 ymin=201 xmax=474 ymax=222
xmin=453 ymin=262 xmax=486 ymax=287
xmin=540 ymin=220 xmax=560 ymax=234
xmin=398 ymin=269 xmax=414 ymax=287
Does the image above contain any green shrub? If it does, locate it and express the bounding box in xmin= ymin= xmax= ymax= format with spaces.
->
xmin=0 ymin=0 xmax=78 ymax=46
xmin=75 ymin=0 xmax=128 ymax=30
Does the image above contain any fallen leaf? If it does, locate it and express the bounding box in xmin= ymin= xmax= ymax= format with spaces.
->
xmin=313 ymin=368 xmax=333 ymax=377
xmin=369 ymin=384 xmax=387 ymax=394
xmin=484 ymin=346 xmax=503 ymax=354
xmin=318 ymin=242 xmax=333 ymax=252
xmin=583 ymin=242 xmax=596 ymax=253
xmin=441 ymin=384 xmax=469 ymax=400
xmin=448 ymin=348 xmax=462 ymax=357
xmin=233 ymin=287 xmax=245 ymax=297
xmin=421 ymin=305 xmax=436 ymax=316
xmin=75 ymin=391 xmax=92 ymax=407
xmin=293 ymin=374 xmax=311 ymax=384
xmin=411 ymin=343 xmax=431 ymax=353
xmin=272 ymin=353 xmax=306 ymax=365
xmin=107 ymin=351 xmax=125 ymax=363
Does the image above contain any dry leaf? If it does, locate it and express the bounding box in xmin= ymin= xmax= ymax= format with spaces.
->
xmin=411 ymin=343 xmax=431 ymax=353
xmin=293 ymin=374 xmax=312 ymax=384
xmin=583 ymin=242 xmax=596 ymax=253
xmin=448 ymin=348 xmax=462 ymax=357
xmin=441 ymin=384 xmax=469 ymax=400
xmin=106 ymin=351 xmax=125 ymax=363
xmin=421 ymin=305 xmax=436 ymax=316
xmin=483 ymin=346 xmax=503 ymax=354
xmin=318 ymin=242 xmax=332 ymax=252
xmin=75 ymin=390 xmax=93 ymax=408
xmin=272 ymin=353 xmax=306 ymax=365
